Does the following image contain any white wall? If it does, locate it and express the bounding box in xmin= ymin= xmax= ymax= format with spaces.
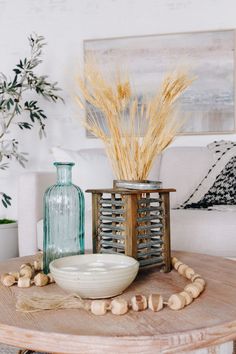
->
xmin=0 ymin=0 xmax=236 ymax=219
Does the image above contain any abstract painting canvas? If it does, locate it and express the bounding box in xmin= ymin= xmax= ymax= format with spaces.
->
xmin=84 ymin=30 xmax=235 ymax=135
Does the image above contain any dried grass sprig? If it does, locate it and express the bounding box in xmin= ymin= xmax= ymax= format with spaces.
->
xmin=76 ymin=61 xmax=194 ymax=180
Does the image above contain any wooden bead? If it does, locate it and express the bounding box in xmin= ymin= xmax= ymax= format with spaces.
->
xmin=131 ymin=295 xmax=147 ymax=312
xmin=9 ymin=272 xmax=20 ymax=281
xmin=179 ymin=291 xmax=193 ymax=305
xmin=1 ymin=274 xmax=16 ymax=287
xmin=177 ymin=264 xmax=188 ymax=276
xmin=184 ymin=284 xmax=201 ymax=298
xmin=20 ymin=265 xmax=34 ymax=279
xmin=1 ymin=273 xmax=9 ymax=283
xmin=194 ymin=278 xmax=206 ymax=287
xmin=191 ymin=273 xmax=201 ymax=282
xmin=17 ymin=277 xmax=31 ymax=288
xmin=173 ymin=261 xmax=183 ymax=270
xmin=193 ymin=281 xmax=204 ymax=293
xmin=168 ymin=294 xmax=185 ymax=310
xmin=91 ymin=300 xmax=107 ymax=315
xmin=34 ymin=273 xmax=49 ymax=287
xmin=171 ymin=257 xmax=178 ymax=266
xmin=184 ymin=267 xmax=195 ymax=279
xmin=148 ymin=294 xmax=163 ymax=312
xmin=20 ymin=263 xmax=32 ymax=269
xmin=33 ymin=260 xmax=43 ymax=272
xmin=111 ymin=298 xmax=128 ymax=315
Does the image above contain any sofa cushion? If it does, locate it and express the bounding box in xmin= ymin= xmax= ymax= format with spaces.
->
xmin=171 ymin=209 xmax=236 ymax=257
xmin=159 ymin=147 xmax=214 ymax=208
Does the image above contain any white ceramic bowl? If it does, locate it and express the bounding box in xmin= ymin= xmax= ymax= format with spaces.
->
xmin=50 ymin=254 xmax=139 ymax=299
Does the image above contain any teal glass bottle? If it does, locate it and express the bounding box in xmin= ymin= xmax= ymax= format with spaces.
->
xmin=43 ymin=162 xmax=84 ymax=274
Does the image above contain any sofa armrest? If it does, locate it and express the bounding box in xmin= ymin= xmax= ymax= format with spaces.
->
xmin=18 ymin=172 xmax=55 ymax=256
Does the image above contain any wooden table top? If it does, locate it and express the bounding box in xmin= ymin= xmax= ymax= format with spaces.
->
xmin=0 ymin=251 xmax=236 ymax=354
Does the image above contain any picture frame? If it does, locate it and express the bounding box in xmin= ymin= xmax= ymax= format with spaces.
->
xmin=84 ymin=29 xmax=236 ymax=136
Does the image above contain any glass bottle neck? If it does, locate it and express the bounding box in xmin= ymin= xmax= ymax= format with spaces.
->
xmin=55 ymin=163 xmax=74 ymax=185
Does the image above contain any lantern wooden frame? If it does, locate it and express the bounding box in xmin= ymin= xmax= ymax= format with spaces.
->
xmin=86 ymin=187 xmax=175 ymax=272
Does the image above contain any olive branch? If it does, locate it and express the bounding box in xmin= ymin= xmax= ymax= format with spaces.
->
xmin=0 ymin=34 xmax=63 ymax=208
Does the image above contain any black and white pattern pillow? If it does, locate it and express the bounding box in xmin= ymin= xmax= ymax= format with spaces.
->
xmin=180 ymin=140 xmax=236 ymax=209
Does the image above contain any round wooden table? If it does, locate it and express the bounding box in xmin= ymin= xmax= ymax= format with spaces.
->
xmin=0 ymin=251 xmax=236 ymax=354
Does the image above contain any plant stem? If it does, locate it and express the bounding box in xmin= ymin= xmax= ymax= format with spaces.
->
xmin=0 ymin=63 xmax=29 ymax=141
xmin=0 ymin=89 xmax=23 ymax=140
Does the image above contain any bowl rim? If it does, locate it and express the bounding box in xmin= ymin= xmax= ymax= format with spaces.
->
xmin=49 ymin=253 xmax=139 ymax=276
xmin=51 ymin=273 xmax=137 ymax=282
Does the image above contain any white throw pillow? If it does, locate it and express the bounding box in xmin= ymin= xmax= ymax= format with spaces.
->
xmin=51 ymin=147 xmax=115 ymax=211
xmin=159 ymin=147 xmax=214 ymax=208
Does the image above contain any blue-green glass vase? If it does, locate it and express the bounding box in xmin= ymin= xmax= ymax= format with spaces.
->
xmin=43 ymin=162 xmax=84 ymax=274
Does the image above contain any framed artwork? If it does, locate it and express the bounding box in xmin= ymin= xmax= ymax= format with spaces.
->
xmin=84 ymin=29 xmax=235 ymax=135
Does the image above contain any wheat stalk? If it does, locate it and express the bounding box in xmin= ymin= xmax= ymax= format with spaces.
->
xmin=76 ymin=61 xmax=194 ymax=180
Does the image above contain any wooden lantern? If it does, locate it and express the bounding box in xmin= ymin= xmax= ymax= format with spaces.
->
xmin=86 ymin=186 xmax=175 ymax=272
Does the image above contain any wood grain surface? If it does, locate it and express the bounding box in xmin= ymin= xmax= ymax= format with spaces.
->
xmin=0 ymin=252 xmax=235 ymax=354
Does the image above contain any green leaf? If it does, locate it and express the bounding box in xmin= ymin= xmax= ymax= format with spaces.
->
xmin=13 ymin=68 xmax=21 ymax=74
xmin=29 ymin=112 xmax=35 ymax=122
xmin=2 ymin=199 xmax=7 ymax=208
xmin=17 ymin=122 xmax=33 ymax=130
xmin=39 ymin=112 xmax=47 ymax=119
xmin=1 ymin=193 xmax=11 ymax=208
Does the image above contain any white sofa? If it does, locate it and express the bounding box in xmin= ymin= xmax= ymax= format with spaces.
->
xmin=17 ymin=146 xmax=236 ymax=258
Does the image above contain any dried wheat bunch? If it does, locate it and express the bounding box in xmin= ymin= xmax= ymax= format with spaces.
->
xmin=76 ymin=61 xmax=194 ymax=180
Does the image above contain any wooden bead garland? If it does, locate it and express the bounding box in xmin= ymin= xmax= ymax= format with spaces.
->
xmin=88 ymin=257 xmax=206 ymax=314
xmin=0 ymin=256 xmax=55 ymax=289
xmin=3 ymin=256 xmax=206 ymax=316
xmin=167 ymin=258 xmax=206 ymax=310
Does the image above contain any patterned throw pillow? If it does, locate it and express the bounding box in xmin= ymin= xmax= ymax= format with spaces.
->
xmin=181 ymin=141 xmax=236 ymax=209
